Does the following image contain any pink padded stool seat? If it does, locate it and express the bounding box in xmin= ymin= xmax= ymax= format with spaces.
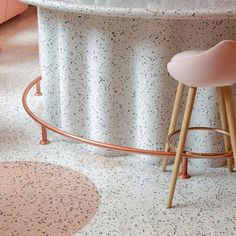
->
xmin=167 ymin=40 xmax=236 ymax=87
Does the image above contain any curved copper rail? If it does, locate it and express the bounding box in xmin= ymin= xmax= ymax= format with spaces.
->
xmin=22 ymin=76 xmax=233 ymax=159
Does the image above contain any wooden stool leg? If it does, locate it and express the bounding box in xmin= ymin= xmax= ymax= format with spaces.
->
xmin=222 ymin=86 xmax=236 ymax=169
xmin=162 ymin=83 xmax=185 ymax=172
xmin=217 ymin=87 xmax=233 ymax=172
xmin=167 ymin=87 xmax=197 ymax=208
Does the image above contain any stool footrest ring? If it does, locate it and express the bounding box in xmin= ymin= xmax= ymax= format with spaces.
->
xmin=167 ymin=127 xmax=233 ymax=158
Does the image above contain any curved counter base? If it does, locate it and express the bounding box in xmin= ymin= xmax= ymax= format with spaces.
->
xmin=37 ymin=7 xmax=236 ymax=167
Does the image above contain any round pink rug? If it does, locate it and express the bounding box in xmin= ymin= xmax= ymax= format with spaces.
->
xmin=0 ymin=161 xmax=100 ymax=235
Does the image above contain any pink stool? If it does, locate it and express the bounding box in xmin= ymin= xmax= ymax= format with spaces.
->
xmin=163 ymin=40 xmax=236 ymax=208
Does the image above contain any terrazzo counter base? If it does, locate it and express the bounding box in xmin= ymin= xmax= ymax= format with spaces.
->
xmin=21 ymin=1 xmax=236 ymax=167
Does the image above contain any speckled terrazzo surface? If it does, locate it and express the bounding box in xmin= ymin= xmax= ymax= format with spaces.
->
xmin=32 ymin=0 xmax=236 ymax=167
xmin=1 ymin=7 xmax=236 ymax=236
xmin=0 ymin=161 xmax=100 ymax=235
xmin=20 ymin=0 xmax=236 ymax=19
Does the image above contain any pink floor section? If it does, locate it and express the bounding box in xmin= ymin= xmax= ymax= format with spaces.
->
xmin=0 ymin=161 xmax=100 ymax=235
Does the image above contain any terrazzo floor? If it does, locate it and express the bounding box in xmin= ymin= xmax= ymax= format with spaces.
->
xmin=0 ymin=6 xmax=236 ymax=236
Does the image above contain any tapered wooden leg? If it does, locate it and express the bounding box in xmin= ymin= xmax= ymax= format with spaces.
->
xmin=217 ymin=87 xmax=233 ymax=172
xmin=167 ymin=87 xmax=197 ymax=208
xmin=162 ymin=83 xmax=185 ymax=172
xmin=222 ymin=86 xmax=236 ymax=169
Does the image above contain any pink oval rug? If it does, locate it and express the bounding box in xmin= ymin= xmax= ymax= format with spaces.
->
xmin=0 ymin=161 xmax=100 ymax=235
